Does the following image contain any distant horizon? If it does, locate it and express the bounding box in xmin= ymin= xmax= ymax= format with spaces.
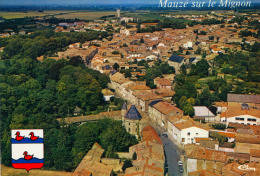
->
xmin=1 ymin=0 xmax=260 ymax=6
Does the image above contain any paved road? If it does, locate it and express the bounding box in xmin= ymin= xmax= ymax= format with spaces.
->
xmin=161 ymin=134 xmax=183 ymax=176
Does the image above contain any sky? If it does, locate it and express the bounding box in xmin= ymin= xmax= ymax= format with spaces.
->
xmin=1 ymin=0 xmax=158 ymax=5
xmin=1 ymin=0 xmax=259 ymax=6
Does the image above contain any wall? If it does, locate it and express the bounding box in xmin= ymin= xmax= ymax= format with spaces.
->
xmin=235 ymin=142 xmax=260 ymax=154
xmin=187 ymin=158 xmax=225 ymax=173
xmin=219 ymin=147 xmax=234 ymax=152
xmin=170 ymin=124 xmax=182 ymax=144
xmin=187 ymin=158 xmax=197 ymax=173
xmin=250 ymin=156 xmax=260 ymax=163
xmin=181 ymin=127 xmax=209 ymax=145
xmin=221 ymin=114 xmax=259 ymax=126
xmin=116 ymin=152 xmax=130 ymax=159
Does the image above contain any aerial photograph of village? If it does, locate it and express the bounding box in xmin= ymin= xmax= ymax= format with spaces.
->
xmin=0 ymin=0 xmax=259 ymax=175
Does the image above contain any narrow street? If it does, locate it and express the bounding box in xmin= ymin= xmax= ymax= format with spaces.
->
xmin=161 ymin=134 xmax=183 ymax=176
xmin=155 ymin=125 xmax=184 ymax=176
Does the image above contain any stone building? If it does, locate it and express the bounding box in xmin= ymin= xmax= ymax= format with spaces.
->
xmin=122 ymin=103 xmax=142 ymax=137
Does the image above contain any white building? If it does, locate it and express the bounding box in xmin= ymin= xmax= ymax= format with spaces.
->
xmin=220 ymin=103 xmax=260 ymax=126
xmin=168 ymin=119 xmax=209 ymax=145
xmin=193 ymin=106 xmax=216 ymax=122
xmin=183 ymin=41 xmax=193 ymax=49
xmin=102 ymin=89 xmax=114 ymax=101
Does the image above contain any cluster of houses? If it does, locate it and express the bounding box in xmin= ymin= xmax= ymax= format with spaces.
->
xmin=119 ymin=92 xmax=260 ymax=175
xmin=73 ymin=124 xmax=165 ymax=176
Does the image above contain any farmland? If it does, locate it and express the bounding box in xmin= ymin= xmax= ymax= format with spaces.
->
xmin=0 ymin=10 xmax=117 ymax=20
xmin=0 ymin=10 xmax=208 ymax=21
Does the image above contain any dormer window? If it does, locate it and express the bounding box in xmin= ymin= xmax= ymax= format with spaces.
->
xmin=187 ymin=132 xmax=190 ymax=136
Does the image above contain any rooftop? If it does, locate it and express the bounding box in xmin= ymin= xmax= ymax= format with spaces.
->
xmin=150 ymin=101 xmax=182 ymax=115
xmin=193 ymin=106 xmax=215 ymax=117
xmin=125 ymin=105 xmax=142 ymax=120
xmin=174 ymin=119 xmax=209 ymax=131
xmin=185 ymin=144 xmax=227 ymax=163
xmin=227 ymin=94 xmax=260 ymax=104
xmin=168 ymin=55 xmax=185 ymax=63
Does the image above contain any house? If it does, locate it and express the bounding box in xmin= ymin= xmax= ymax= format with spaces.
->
xmin=185 ymin=144 xmax=227 ymax=173
xmin=126 ymin=125 xmax=164 ymax=176
xmin=73 ymin=143 xmax=114 ymax=176
xmin=220 ymin=102 xmax=260 ymax=126
xmin=227 ymin=94 xmax=260 ymax=108
xmin=234 ymin=136 xmax=260 ymax=154
xmin=149 ymin=100 xmax=183 ymax=129
xmin=102 ymin=89 xmax=114 ymax=101
xmin=74 ymin=106 xmax=82 ymax=116
xmin=169 ymin=119 xmax=209 ymax=145
xmin=122 ymin=104 xmax=142 ymax=137
xmin=154 ymin=77 xmax=172 ymax=89
xmin=19 ymin=31 xmax=26 ymax=35
xmin=134 ymin=91 xmax=162 ymax=112
xmin=168 ymin=55 xmax=186 ymax=74
xmin=193 ymin=106 xmax=216 ymax=122
xmin=120 ymin=27 xmax=137 ymax=36
xmin=183 ymin=41 xmax=193 ymax=49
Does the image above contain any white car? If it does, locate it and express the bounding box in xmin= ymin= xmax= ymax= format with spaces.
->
xmin=178 ymin=161 xmax=183 ymax=166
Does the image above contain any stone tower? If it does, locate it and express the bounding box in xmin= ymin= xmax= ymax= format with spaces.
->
xmin=121 ymin=102 xmax=127 ymax=123
xmin=123 ymin=105 xmax=142 ymax=137
xmin=117 ymin=9 xmax=120 ymax=18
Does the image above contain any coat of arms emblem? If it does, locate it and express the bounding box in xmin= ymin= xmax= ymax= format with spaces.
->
xmin=11 ymin=129 xmax=44 ymax=171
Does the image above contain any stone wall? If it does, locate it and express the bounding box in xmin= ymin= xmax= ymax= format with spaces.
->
xmin=235 ymin=142 xmax=260 ymax=154
xmin=116 ymin=152 xmax=131 ymax=159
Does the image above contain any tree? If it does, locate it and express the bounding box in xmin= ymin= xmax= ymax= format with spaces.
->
xmin=113 ymin=63 xmax=119 ymax=70
xmin=140 ymin=37 xmax=144 ymax=43
xmin=122 ymin=159 xmax=133 ymax=172
xmin=125 ymin=69 xmax=132 ymax=78
xmin=189 ymin=59 xmax=210 ymax=78
xmin=100 ymin=121 xmax=138 ymax=152
xmin=132 ymin=152 xmax=137 ymax=160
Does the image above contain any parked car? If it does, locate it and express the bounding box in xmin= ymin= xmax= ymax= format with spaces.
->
xmin=178 ymin=161 xmax=183 ymax=166
xmin=179 ymin=166 xmax=184 ymax=173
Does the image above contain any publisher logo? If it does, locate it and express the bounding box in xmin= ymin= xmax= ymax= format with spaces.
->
xmin=237 ymin=164 xmax=256 ymax=172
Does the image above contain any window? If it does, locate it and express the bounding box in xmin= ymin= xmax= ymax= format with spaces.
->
xmin=129 ymin=123 xmax=130 ymax=126
xmin=248 ymin=118 xmax=256 ymax=122
xmin=182 ymin=138 xmax=185 ymax=142
xmin=236 ymin=117 xmax=244 ymax=121
xmin=128 ymin=128 xmax=130 ymax=132
xmin=187 ymin=132 xmax=190 ymax=136
xmin=196 ymin=133 xmax=198 ymax=135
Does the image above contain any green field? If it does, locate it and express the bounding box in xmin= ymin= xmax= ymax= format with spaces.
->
xmin=124 ymin=12 xmax=167 ymax=21
xmin=0 ymin=10 xmax=210 ymax=21
xmin=0 ymin=10 xmax=118 ymax=20
xmin=0 ymin=10 xmax=79 ymax=19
